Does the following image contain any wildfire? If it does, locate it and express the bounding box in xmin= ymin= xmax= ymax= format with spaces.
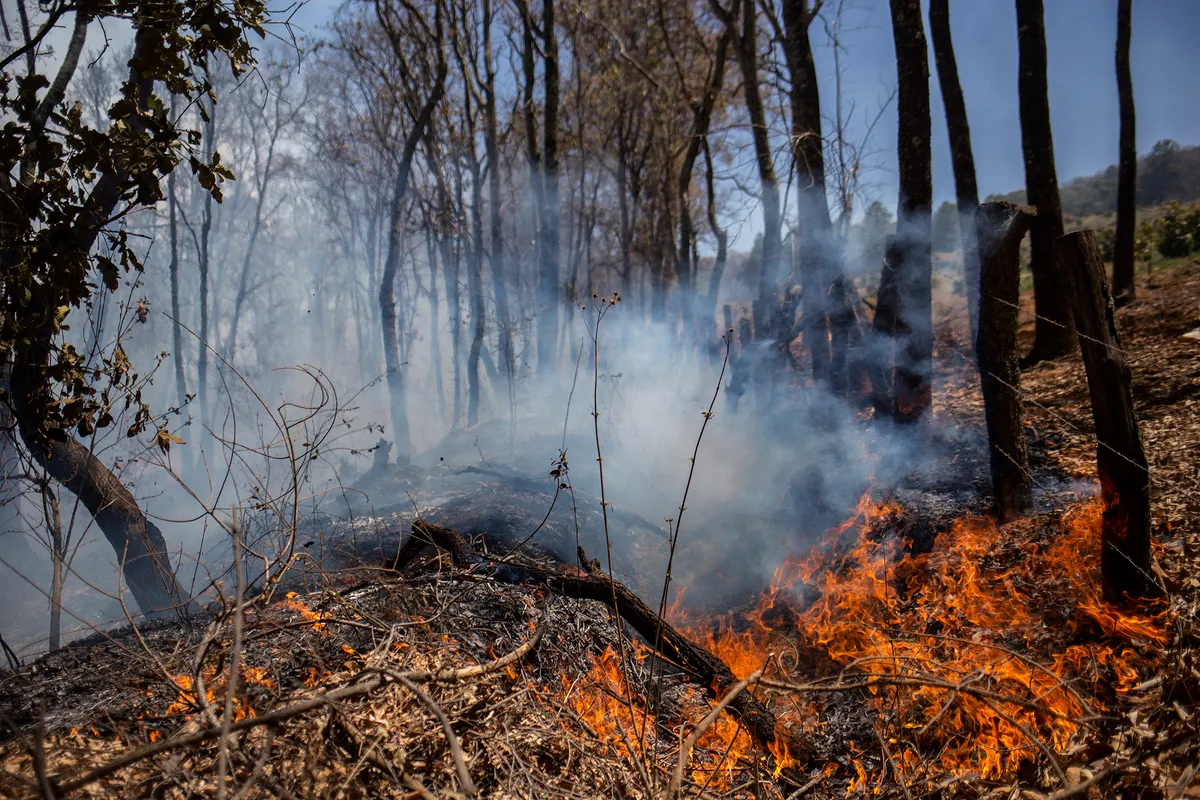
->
xmin=668 ymin=491 xmax=1168 ymax=784
xmin=279 ymin=591 xmax=333 ymax=633
xmin=161 ymin=663 xmax=280 ymax=722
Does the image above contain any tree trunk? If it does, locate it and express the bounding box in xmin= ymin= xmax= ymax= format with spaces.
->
xmin=1016 ymin=0 xmax=1073 ymax=363
xmin=1054 ymin=230 xmax=1155 ymax=601
xmin=10 ymin=360 xmax=196 ymax=619
xmin=167 ymin=139 xmax=188 ymax=421
xmin=523 ymin=0 xmax=561 ymax=379
xmin=482 ymin=0 xmax=514 ymax=410
xmin=1112 ymin=0 xmax=1136 ymax=302
xmin=713 ymin=0 xmax=781 ymax=339
xmin=377 ymin=12 xmax=446 ymax=458
xmin=443 ymin=169 xmax=465 ymax=429
xmin=676 ymin=31 xmax=731 ymax=349
xmin=467 ymin=146 xmax=486 ymax=427
xmin=870 ymin=236 xmax=903 ymax=419
xmin=889 ymin=0 xmax=933 ymax=423
xmin=928 ymin=0 xmax=982 ymax=346
xmin=782 ymin=0 xmax=836 ymax=385
xmin=976 ymin=202 xmax=1036 ymax=519
xmin=424 ymin=230 xmax=446 ymax=420
xmin=704 ymin=138 xmax=730 ymax=360
xmin=195 ymin=94 xmax=215 ymax=475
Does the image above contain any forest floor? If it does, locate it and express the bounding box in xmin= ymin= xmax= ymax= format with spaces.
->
xmin=0 ymin=260 xmax=1198 ymax=799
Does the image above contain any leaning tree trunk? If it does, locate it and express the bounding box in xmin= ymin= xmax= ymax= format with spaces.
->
xmin=1055 ymin=231 xmax=1155 ymax=602
xmin=0 ymin=30 xmax=195 ymax=620
xmin=9 ymin=359 xmax=196 ymax=618
xmin=929 ymin=0 xmax=982 ymax=346
xmin=1112 ymin=0 xmax=1137 ymax=302
xmin=378 ymin=25 xmax=446 ymax=459
xmin=888 ymin=0 xmax=933 ymax=423
xmin=1016 ymin=0 xmax=1073 ymax=363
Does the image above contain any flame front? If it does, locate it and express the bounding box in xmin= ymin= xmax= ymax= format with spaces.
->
xmin=669 ymin=492 xmax=1167 ymax=783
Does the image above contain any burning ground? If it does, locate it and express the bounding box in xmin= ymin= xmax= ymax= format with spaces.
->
xmin=1 ymin=265 xmax=1199 ymax=798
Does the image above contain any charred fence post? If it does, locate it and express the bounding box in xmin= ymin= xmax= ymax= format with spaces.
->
xmin=975 ymin=201 xmax=1036 ymax=519
xmin=1054 ymin=230 xmax=1156 ymax=601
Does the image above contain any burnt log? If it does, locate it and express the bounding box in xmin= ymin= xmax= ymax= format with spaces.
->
xmin=391 ymin=520 xmax=813 ymax=769
xmin=1053 ymin=230 xmax=1156 ymax=601
xmin=975 ymin=201 xmax=1037 ymax=519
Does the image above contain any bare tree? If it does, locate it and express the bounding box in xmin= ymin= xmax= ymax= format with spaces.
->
xmin=710 ymin=0 xmax=783 ymax=341
xmin=1112 ymin=0 xmax=1136 ymax=302
xmin=888 ymin=0 xmax=932 ymax=423
xmin=1015 ymin=0 xmax=1072 ymax=364
xmin=928 ymin=0 xmax=981 ymax=345
xmin=362 ymin=0 xmax=450 ymax=456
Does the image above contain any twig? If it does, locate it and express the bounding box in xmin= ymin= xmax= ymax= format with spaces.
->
xmin=393 ymin=674 xmax=478 ymax=797
xmin=53 ymin=621 xmax=544 ymax=794
xmin=666 ymin=669 xmax=763 ymax=800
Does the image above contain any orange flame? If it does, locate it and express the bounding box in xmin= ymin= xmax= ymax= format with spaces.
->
xmin=668 ymin=492 xmax=1167 ymax=782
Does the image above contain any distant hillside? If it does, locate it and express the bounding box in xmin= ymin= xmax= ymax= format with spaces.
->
xmin=986 ymin=139 xmax=1200 ymax=216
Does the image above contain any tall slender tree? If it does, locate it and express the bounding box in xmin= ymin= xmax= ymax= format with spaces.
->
xmin=1016 ymin=0 xmax=1072 ymax=363
xmin=1112 ymin=0 xmax=1137 ymax=302
xmin=374 ymin=0 xmax=449 ymax=457
xmin=889 ymin=0 xmax=933 ymax=422
xmin=711 ymin=0 xmax=782 ymax=340
xmin=928 ymin=0 xmax=982 ymax=346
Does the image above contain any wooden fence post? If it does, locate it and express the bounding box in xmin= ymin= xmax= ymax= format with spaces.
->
xmin=1054 ymin=230 xmax=1155 ymax=601
xmin=975 ymin=202 xmax=1037 ymax=519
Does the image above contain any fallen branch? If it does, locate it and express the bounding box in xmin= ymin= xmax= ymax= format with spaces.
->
xmin=391 ymin=520 xmax=811 ymax=767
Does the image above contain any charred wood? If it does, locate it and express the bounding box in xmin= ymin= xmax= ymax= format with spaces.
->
xmin=1054 ymin=230 xmax=1156 ymax=601
xmin=389 ymin=520 xmax=813 ymax=768
xmin=975 ymin=202 xmax=1036 ymax=519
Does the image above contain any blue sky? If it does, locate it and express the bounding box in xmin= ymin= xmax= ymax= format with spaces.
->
xmin=813 ymin=0 xmax=1200 ymax=209
xmin=287 ymin=0 xmax=1199 ymax=244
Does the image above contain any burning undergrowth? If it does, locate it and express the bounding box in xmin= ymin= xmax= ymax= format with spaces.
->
xmin=2 ymin=483 xmax=1195 ymax=798
xmin=4 ymin=268 xmax=1200 ymax=797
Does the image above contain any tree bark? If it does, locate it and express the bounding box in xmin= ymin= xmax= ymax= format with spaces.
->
xmin=975 ymin=202 xmax=1036 ymax=519
xmin=1112 ymin=0 xmax=1136 ymax=302
xmin=1054 ymin=231 xmax=1155 ymax=601
xmin=675 ymin=30 xmax=730 ymax=349
xmin=782 ymin=0 xmax=842 ymax=387
xmin=712 ymin=0 xmax=781 ymax=339
xmin=1016 ymin=0 xmax=1073 ymax=363
xmin=378 ymin=3 xmax=447 ymax=458
xmin=482 ymin=0 xmax=514 ymax=411
xmin=928 ymin=0 xmax=982 ymax=346
xmin=889 ymin=0 xmax=933 ymax=423
xmin=9 ymin=360 xmax=197 ymax=618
